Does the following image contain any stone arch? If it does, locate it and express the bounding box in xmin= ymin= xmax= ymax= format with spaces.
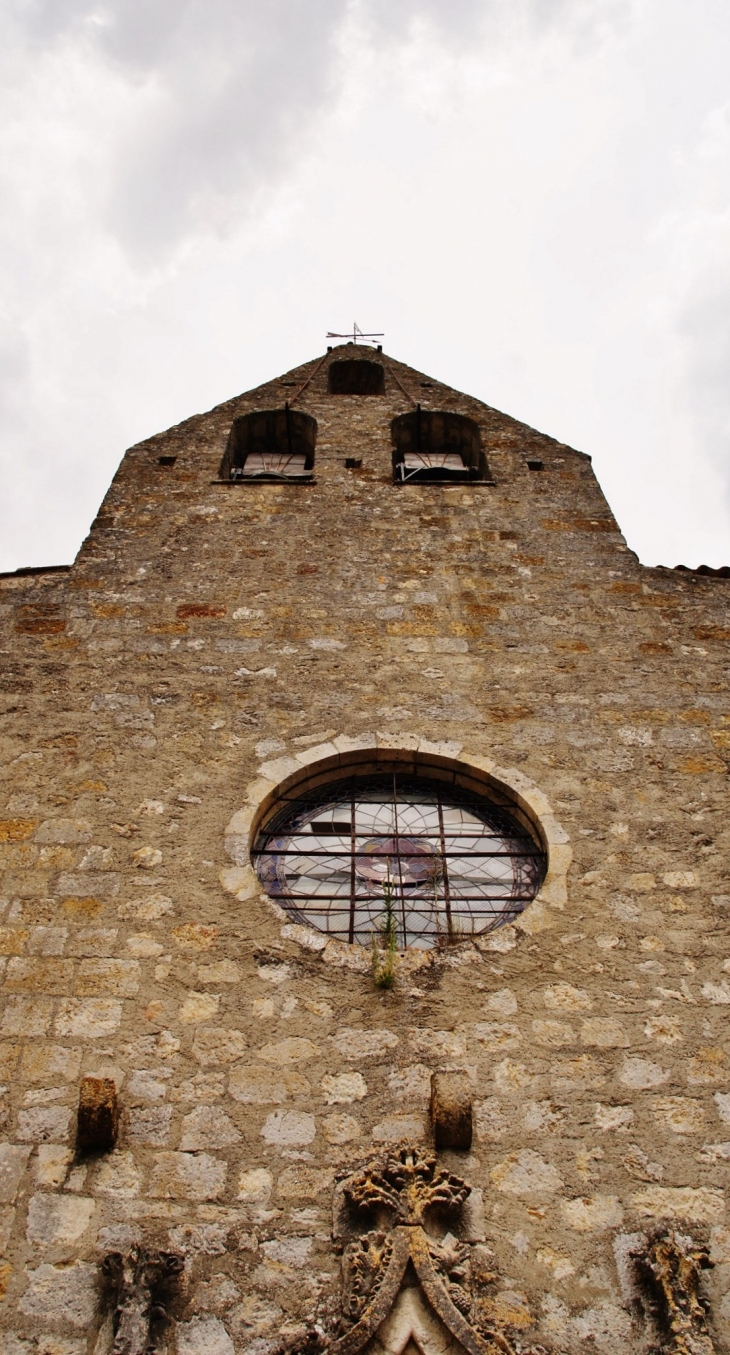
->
xmin=391 ymin=410 xmax=490 ymax=483
xmin=218 ymin=407 xmax=317 ymax=480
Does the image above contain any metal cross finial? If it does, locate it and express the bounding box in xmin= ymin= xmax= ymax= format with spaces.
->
xmin=326 ymin=323 xmax=384 ymax=346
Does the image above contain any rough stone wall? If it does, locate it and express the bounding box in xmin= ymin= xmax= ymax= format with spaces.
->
xmin=1 ymin=342 xmax=730 ymax=1354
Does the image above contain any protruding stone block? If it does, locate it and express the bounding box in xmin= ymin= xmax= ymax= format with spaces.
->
xmin=430 ymin=1070 xmax=473 ymax=1151
xmin=77 ymin=1074 xmax=119 ymax=1155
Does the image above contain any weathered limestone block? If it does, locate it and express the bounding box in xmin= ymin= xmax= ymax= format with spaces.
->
xmin=485 ymin=987 xmax=518 ymax=1015
xmin=35 ymin=820 xmax=92 ymax=845
xmin=118 ymin=895 xmax=173 ymax=922
xmin=473 ymin=1021 xmax=522 ymax=1050
xmin=652 ymin=1097 xmax=706 ymax=1135
xmin=191 ymin=1028 xmax=246 ymax=1065
xmin=75 ymin=959 xmax=140 ymax=997
xmin=17 ymin=1107 xmax=73 ymax=1143
xmin=6 ymin=959 xmax=74 ymax=995
xmin=333 ymin=1029 xmax=400 ymax=1062
xmin=26 ymin=1194 xmax=95 ymax=1247
xmin=0 ymin=1145 xmax=31 ymax=1202
xmin=260 ymin=1110 xmax=315 ymax=1145
xmin=321 ymin=939 xmax=370 ymax=971
xmin=168 ymin=1222 xmax=231 ymax=1255
xmin=474 ymin=1097 xmax=510 ymax=1141
xmin=276 ymin=1164 xmax=333 ymax=1199
xmin=0 ymin=997 xmax=53 ymax=1036
xmin=131 ymin=846 xmax=162 ymax=869
xmin=543 ymin=983 xmax=593 ymax=1012
xmin=532 ymin=1019 xmax=574 ymax=1047
xmin=490 ymin=1150 xmax=564 ymax=1196
xmin=180 ymin=1106 xmax=241 ymax=1150
xmin=127 ymin=1069 xmax=172 ymax=1103
xmin=408 ymin=1029 xmax=466 ymax=1060
xmin=28 ymin=927 xmax=70 ymax=956
xmin=323 ymin=1112 xmax=361 ymax=1143
xmin=95 ymin=1151 xmax=143 ymax=1198
xmin=55 ymin=1000 xmax=123 ymax=1038
xmin=620 ymin=1057 xmax=669 ymax=1089
xmin=196 ymin=961 xmax=240 ymax=984
xmin=561 ymin=1195 xmax=623 ymax=1231
xmin=257 ymin=1037 xmax=319 ymax=1065
xmin=179 ymin=992 xmax=220 ymax=1023
xmin=127 ymin=1106 xmax=172 ymax=1146
xmin=631 ymin=1187 xmax=725 ymax=1221
xmin=149 ymin=1152 xmax=226 ymax=1201
xmin=35 ymin=1145 xmax=73 ymax=1188
xmin=280 ymin=923 xmax=326 ymax=952
xmin=125 ymin=934 xmax=164 ymax=958
xmin=19 ymin=1040 xmax=81 ymax=1084
xmin=228 ymin=1066 xmax=310 ymax=1103
xmin=371 ymin=1114 xmax=427 ymax=1143
xmin=321 ymin=1071 xmax=368 ymax=1104
xmin=237 ymin=1168 xmax=273 ymax=1205
xmin=0 ymin=928 xmax=30 ymax=955
xmin=176 ymin=1316 xmax=234 ymax=1355
xmin=386 ymin=1066 xmax=429 ymax=1103
xmin=19 ymin=1261 xmax=98 ymax=1327
xmin=172 ymin=924 xmax=218 ymax=952
xmin=580 ymin=1018 xmax=630 ymax=1048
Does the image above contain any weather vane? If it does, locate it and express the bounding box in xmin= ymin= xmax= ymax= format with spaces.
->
xmin=326 ymin=322 xmax=384 ymax=347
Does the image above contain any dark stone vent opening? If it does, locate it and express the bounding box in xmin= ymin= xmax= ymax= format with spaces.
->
xmin=328 ymin=359 xmax=385 ymax=395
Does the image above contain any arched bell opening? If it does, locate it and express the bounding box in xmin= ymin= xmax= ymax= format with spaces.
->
xmin=220 ymin=407 xmax=317 ymax=481
xmin=391 ymin=409 xmax=489 ymax=484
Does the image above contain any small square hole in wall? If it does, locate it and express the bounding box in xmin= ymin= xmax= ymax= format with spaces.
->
xmin=527 ymin=459 xmax=544 ymax=471
xmin=158 ymin=456 xmax=177 ymax=466
xmin=345 ymin=458 xmax=362 ymax=469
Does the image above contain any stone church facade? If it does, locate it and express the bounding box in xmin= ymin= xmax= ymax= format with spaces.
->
xmin=0 ymin=343 xmax=729 ymax=1354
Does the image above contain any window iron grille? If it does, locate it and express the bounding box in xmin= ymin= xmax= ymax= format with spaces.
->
xmin=252 ymin=773 xmax=545 ymax=950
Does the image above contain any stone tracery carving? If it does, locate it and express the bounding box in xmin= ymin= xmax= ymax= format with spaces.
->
xmin=333 ymin=1146 xmax=541 ymax=1355
xmin=101 ymin=1248 xmax=184 ymax=1355
xmin=334 ymin=1150 xmax=721 ymax=1355
xmin=627 ymin=1229 xmax=715 ymax=1355
xmin=344 ymin=1147 xmax=471 ymax=1229
xmin=342 ymin=1232 xmax=395 ymax=1322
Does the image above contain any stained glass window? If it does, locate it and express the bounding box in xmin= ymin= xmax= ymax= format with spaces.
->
xmin=252 ymin=773 xmax=545 ymax=950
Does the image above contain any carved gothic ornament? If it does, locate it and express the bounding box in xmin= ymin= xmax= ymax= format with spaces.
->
xmin=626 ymin=1230 xmax=715 ymax=1355
xmin=101 ymin=1247 xmax=184 ymax=1355
xmin=332 ymin=1147 xmax=542 ymax=1355
xmin=343 ymin=1147 xmax=471 ymax=1229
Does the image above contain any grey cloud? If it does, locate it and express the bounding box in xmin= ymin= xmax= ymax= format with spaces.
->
xmin=4 ymin=0 xmax=635 ymax=262
xmin=104 ymin=1 xmax=350 ymax=256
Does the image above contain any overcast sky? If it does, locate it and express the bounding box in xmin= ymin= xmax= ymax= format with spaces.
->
xmin=1 ymin=0 xmax=730 ymax=571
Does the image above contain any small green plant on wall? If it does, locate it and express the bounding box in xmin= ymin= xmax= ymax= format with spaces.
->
xmin=372 ymin=873 xmax=398 ymax=989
